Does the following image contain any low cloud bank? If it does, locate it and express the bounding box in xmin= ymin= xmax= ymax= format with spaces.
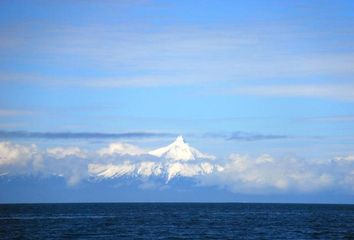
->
xmin=0 ymin=141 xmax=353 ymax=193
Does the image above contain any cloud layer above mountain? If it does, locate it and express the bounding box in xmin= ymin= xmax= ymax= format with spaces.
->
xmin=0 ymin=138 xmax=353 ymax=194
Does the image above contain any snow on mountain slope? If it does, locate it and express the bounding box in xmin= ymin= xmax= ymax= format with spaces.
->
xmin=148 ymin=136 xmax=215 ymax=161
xmin=89 ymin=136 xmax=221 ymax=182
xmin=88 ymin=161 xmax=224 ymax=182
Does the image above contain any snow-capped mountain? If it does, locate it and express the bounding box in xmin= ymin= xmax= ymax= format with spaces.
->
xmin=88 ymin=136 xmax=222 ymax=182
xmin=148 ymin=136 xmax=215 ymax=161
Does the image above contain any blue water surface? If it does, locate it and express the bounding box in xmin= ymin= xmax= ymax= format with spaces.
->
xmin=0 ymin=203 xmax=353 ymax=239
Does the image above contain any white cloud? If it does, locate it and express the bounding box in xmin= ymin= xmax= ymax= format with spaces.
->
xmin=0 ymin=142 xmax=89 ymax=184
xmin=97 ymin=142 xmax=146 ymax=156
xmin=47 ymin=147 xmax=86 ymax=159
xmin=335 ymin=155 xmax=354 ymax=162
xmin=0 ymin=142 xmax=38 ymax=166
xmin=203 ymin=154 xmax=349 ymax=193
xmin=255 ymin=154 xmax=274 ymax=164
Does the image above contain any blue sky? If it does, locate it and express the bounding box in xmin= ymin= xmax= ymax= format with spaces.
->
xmin=0 ymin=0 xmax=354 ymax=203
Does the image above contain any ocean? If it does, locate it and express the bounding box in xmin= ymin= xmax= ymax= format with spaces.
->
xmin=0 ymin=203 xmax=353 ymax=239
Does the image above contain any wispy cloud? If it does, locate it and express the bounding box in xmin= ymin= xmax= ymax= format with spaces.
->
xmin=223 ymin=84 xmax=354 ymax=101
xmin=202 ymin=131 xmax=290 ymax=141
xmin=1 ymin=22 xmax=354 ymax=92
xmin=305 ymin=115 xmax=354 ymax=122
xmin=0 ymin=109 xmax=32 ymax=117
xmin=0 ymin=131 xmax=173 ymax=139
xmin=227 ymin=132 xmax=289 ymax=141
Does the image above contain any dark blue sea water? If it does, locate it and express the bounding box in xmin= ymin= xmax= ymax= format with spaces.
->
xmin=0 ymin=203 xmax=353 ymax=239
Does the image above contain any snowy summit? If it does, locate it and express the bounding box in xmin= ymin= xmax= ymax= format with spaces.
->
xmin=148 ymin=136 xmax=215 ymax=161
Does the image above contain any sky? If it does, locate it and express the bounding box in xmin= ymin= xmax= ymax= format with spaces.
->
xmin=0 ymin=0 xmax=354 ymax=203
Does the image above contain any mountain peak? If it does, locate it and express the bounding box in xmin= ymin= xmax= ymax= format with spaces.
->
xmin=174 ymin=136 xmax=185 ymax=144
xmin=148 ymin=136 xmax=215 ymax=161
